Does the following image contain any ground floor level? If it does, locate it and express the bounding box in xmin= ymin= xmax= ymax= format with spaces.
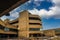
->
xmin=0 ymin=33 xmax=18 ymax=38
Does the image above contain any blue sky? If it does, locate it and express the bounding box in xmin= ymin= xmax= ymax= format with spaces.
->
xmin=1 ymin=0 xmax=60 ymax=30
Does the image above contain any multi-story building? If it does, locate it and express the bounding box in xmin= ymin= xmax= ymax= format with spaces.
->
xmin=9 ymin=18 xmax=18 ymax=27
xmin=18 ymin=10 xmax=42 ymax=38
xmin=8 ymin=10 xmax=42 ymax=38
xmin=0 ymin=19 xmax=18 ymax=38
xmin=0 ymin=10 xmax=42 ymax=39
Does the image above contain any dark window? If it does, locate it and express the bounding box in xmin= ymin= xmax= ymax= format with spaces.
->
xmin=29 ymin=23 xmax=42 ymax=25
xmin=33 ymin=34 xmax=37 ymax=37
xmin=9 ymin=28 xmax=18 ymax=32
xmin=17 ymin=25 xmax=18 ymax=28
xmin=29 ymin=34 xmax=42 ymax=37
xmin=29 ymin=17 xmax=41 ymax=21
xmin=0 ymin=25 xmax=18 ymax=32
xmin=0 ymin=25 xmax=10 ymax=31
xmin=29 ymin=28 xmax=40 ymax=31
xmin=0 ymin=25 xmax=5 ymax=30
xmin=0 ymin=34 xmax=8 ymax=38
xmin=10 ymin=21 xmax=18 ymax=24
xmin=9 ymin=34 xmax=18 ymax=38
xmin=56 ymin=34 xmax=60 ymax=36
xmin=0 ymin=34 xmax=18 ymax=38
xmin=41 ymin=34 xmax=45 ymax=37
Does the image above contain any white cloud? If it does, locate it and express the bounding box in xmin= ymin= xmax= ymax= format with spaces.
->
xmin=52 ymin=0 xmax=60 ymax=4
xmin=28 ymin=0 xmax=31 ymax=3
xmin=28 ymin=8 xmax=39 ymax=15
xmin=0 ymin=11 xmax=19 ymax=21
xmin=1 ymin=0 xmax=60 ymax=20
xmin=10 ymin=12 xmax=19 ymax=18
xmin=28 ymin=0 xmax=41 ymax=6
xmin=0 ymin=15 xmax=8 ymax=21
xmin=28 ymin=8 xmax=53 ymax=19
xmin=52 ymin=0 xmax=60 ymax=7
xmin=28 ymin=0 xmax=60 ymax=19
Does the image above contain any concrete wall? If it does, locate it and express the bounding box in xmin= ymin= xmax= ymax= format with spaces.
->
xmin=19 ymin=11 xmax=29 ymax=38
xmin=44 ymin=30 xmax=55 ymax=37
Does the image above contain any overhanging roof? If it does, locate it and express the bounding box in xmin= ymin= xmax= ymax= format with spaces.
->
xmin=0 ymin=0 xmax=29 ymax=17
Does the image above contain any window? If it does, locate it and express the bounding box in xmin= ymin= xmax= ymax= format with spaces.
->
xmin=29 ymin=17 xmax=41 ymax=21
xmin=0 ymin=25 xmax=5 ymax=30
xmin=0 ymin=25 xmax=18 ymax=32
xmin=10 ymin=21 xmax=18 ymax=24
xmin=9 ymin=28 xmax=18 ymax=32
xmin=0 ymin=25 xmax=9 ymax=31
xmin=29 ymin=33 xmax=42 ymax=37
xmin=0 ymin=34 xmax=8 ymax=38
xmin=29 ymin=28 xmax=40 ymax=31
xmin=9 ymin=34 xmax=18 ymax=38
xmin=56 ymin=34 xmax=60 ymax=36
xmin=4 ymin=28 xmax=9 ymax=31
xmin=29 ymin=23 xmax=42 ymax=25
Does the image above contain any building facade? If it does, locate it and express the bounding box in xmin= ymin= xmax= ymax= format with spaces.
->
xmin=0 ymin=10 xmax=60 ymax=39
xmin=18 ymin=11 xmax=42 ymax=38
xmin=43 ymin=30 xmax=55 ymax=37
xmin=0 ymin=10 xmax=42 ymax=39
xmin=43 ymin=28 xmax=60 ymax=37
xmin=0 ymin=19 xmax=18 ymax=38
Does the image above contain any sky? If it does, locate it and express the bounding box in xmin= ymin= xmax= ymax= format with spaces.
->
xmin=1 ymin=0 xmax=60 ymax=30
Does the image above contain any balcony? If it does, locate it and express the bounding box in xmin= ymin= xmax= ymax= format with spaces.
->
xmin=0 ymin=29 xmax=17 ymax=34
xmin=29 ymin=17 xmax=41 ymax=21
xmin=29 ymin=31 xmax=42 ymax=33
xmin=29 ymin=20 xmax=41 ymax=23
xmin=29 ymin=25 xmax=42 ymax=28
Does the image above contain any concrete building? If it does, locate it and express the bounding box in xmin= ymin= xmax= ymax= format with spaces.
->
xmin=43 ymin=30 xmax=55 ymax=37
xmin=8 ymin=10 xmax=42 ymax=38
xmin=1 ymin=10 xmax=60 ymax=40
xmin=0 ymin=10 xmax=42 ymax=39
xmin=0 ymin=19 xmax=18 ymax=38
xmin=9 ymin=18 xmax=18 ymax=27
xmin=18 ymin=11 xmax=42 ymax=38
xmin=43 ymin=28 xmax=60 ymax=37
xmin=53 ymin=28 xmax=60 ymax=36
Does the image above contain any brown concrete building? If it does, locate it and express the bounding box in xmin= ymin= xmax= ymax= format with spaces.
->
xmin=8 ymin=10 xmax=42 ymax=38
xmin=54 ymin=28 xmax=60 ymax=36
xmin=9 ymin=18 xmax=18 ymax=27
xmin=18 ymin=11 xmax=42 ymax=38
xmin=0 ymin=19 xmax=18 ymax=38
xmin=0 ymin=10 xmax=42 ymax=39
xmin=43 ymin=28 xmax=60 ymax=37
xmin=43 ymin=30 xmax=55 ymax=37
xmin=0 ymin=9 xmax=60 ymax=39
